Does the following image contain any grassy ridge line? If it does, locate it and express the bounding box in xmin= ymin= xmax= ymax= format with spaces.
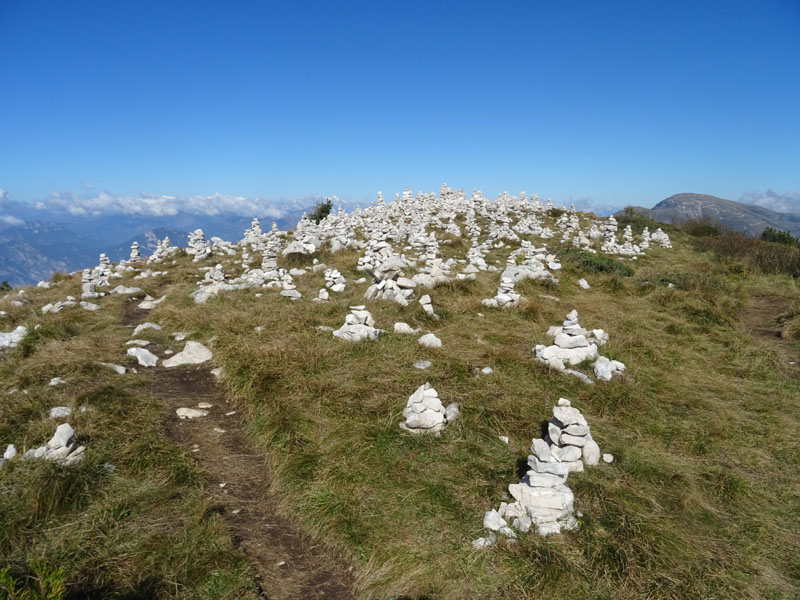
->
xmin=0 ymin=280 xmax=262 ymax=598
xmin=143 ymin=228 xmax=799 ymax=599
xmin=1 ymin=217 xmax=798 ymax=599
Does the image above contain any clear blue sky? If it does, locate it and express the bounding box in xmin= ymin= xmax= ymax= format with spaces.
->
xmin=1 ymin=0 xmax=799 ymax=212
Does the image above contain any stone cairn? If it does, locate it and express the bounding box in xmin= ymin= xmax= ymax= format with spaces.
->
xmin=651 ymin=227 xmax=672 ymax=248
xmin=187 ymin=229 xmax=212 ymax=261
xmin=332 ymin=305 xmax=383 ymax=342
xmin=128 ymin=241 xmax=143 ymax=262
xmin=473 ymin=398 xmax=610 ymax=548
xmin=399 ymin=382 xmax=458 ymax=435
xmin=534 ymin=310 xmax=625 ymax=382
xmin=324 ymin=268 xmax=346 ymax=293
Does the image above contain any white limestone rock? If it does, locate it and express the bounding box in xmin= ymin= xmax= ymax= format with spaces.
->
xmin=418 ymin=333 xmax=442 ymax=348
xmin=399 ymin=382 xmax=458 ymax=435
xmin=98 ymin=362 xmax=126 ymax=375
xmin=132 ymin=322 xmax=161 ymax=336
xmin=0 ymin=325 xmax=27 ymax=350
xmin=394 ymin=322 xmax=416 ymax=334
xmin=127 ymin=347 xmax=159 ymax=367
xmin=176 ymin=407 xmax=208 ymax=419
xmin=162 ymin=341 xmax=213 ymax=367
xmin=49 ymin=406 xmax=72 ymax=419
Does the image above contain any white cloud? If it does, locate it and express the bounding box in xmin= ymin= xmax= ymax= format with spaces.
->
xmin=740 ymin=189 xmax=800 ymax=214
xmin=0 ymin=215 xmax=24 ymax=226
xmin=36 ymin=190 xmax=324 ymax=218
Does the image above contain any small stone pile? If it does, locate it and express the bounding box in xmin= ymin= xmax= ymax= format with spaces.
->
xmin=332 ymin=305 xmax=383 ymax=342
xmin=534 ymin=310 xmax=605 ymax=371
xmin=324 ymin=268 xmax=346 ymax=293
xmin=651 ymin=227 xmax=672 ymax=248
xmin=128 ymin=241 xmax=143 ymax=262
xmin=482 ymin=274 xmax=520 ymax=308
xmin=187 ymin=229 xmax=212 ymax=261
xmin=399 ymin=382 xmax=458 ymax=435
xmin=473 ymin=399 xmax=610 ymax=547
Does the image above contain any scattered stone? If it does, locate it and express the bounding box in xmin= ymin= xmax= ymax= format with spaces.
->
xmin=138 ymin=295 xmax=166 ymax=310
xmin=394 ymin=322 xmax=416 ymax=334
xmin=0 ymin=325 xmax=27 ymax=350
xmin=127 ymin=347 xmax=159 ymax=367
xmin=176 ymin=407 xmax=208 ymax=419
xmin=80 ymin=301 xmax=101 ymax=311
xmin=111 ymin=285 xmax=144 ymax=296
xmin=481 ymin=367 xmax=493 ymax=375
xmin=132 ymin=322 xmax=161 ymax=336
xmin=48 ymin=377 xmax=66 ymax=386
xmin=49 ymin=406 xmax=72 ymax=419
xmin=162 ymin=341 xmax=213 ymax=367
xmin=172 ymin=332 xmax=188 ymax=341
xmin=602 ymin=453 xmax=614 ymax=463
xmin=418 ymin=333 xmax=442 ymax=348
xmin=413 ymin=359 xmax=432 ymax=370
xmin=577 ymin=278 xmax=590 ymax=290
xmin=97 ymin=362 xmax=126 ymax=375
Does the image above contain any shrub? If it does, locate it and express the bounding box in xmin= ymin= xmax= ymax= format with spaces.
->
xmin=559 ymin=248 xmax=635 ymax=276
xmin=615 ymin=207 xmax=663 ymax=234
xmin=760 ymin=227 xmax=799 ymax=247
xmin=308 ymin=198 xmax=333 ymax=224
xmin=695 ymin=230 xmax=800 ymax=278
xmin=682 ymin=218 xmax=722 ymax=238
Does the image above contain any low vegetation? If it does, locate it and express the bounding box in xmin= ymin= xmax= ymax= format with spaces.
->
xmin=1 ymin=218 xmax=798 ymax=599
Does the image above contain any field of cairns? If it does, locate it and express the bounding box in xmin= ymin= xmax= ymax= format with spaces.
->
xmin=1 ymin=185 xmax=799 ymax=600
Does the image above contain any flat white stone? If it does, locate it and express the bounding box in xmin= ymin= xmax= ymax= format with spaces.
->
xmin=132 ymin=322 xmax=161 ymax=336
xmin=162 ymin=341 xmax=213 ymax=367
xmin=127 ymin=347 xmax=159 ymax=367
xmin=394 ymin=322 xmax=416 ymax=334
xmin=418 ymin=333 xmax=442 ymax=348
xmin=98 ymin=362 xmax=126 ymax=375
xmin=176 ymin=407 xmax=208 ymax=419
xmin=49 ymin=406 xmax=71 ymax=419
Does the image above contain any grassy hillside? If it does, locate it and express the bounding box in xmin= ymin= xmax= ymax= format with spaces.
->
xmin=1 ymin=217 xmax=798 ymax=599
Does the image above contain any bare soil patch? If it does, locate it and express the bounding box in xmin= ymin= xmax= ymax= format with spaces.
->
xmin=739 ymin=293 xmax=800 ymax=378
xmin=122 ymin=307 xmax=355 ymax=599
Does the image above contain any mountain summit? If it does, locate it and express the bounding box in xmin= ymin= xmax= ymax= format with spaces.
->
xmin=618 ymin=193 xmax=800 ymax=237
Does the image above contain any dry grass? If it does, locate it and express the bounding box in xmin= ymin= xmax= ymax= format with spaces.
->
xmin=2 ymin=222 xmax=799 ymax=599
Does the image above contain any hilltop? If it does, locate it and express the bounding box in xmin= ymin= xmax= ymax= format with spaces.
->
xmin=0 ymin=188 xmax=798 ymax=599
xmin=617 ymin=193 xmax=800 ymax=237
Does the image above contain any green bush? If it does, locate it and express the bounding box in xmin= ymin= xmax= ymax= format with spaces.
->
xmin=760 ymin=227 xmax=799 ymax=246
xmin=309 ymin=198 xmax=333 ymax=224
xmin=559 ymin=248 xmax=635 ymax=276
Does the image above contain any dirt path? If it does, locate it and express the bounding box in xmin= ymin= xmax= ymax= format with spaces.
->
xmin=739 ymin=293 xmax=800 ymax=379
xmin=123 ymin=301 xmax=356 ymax=599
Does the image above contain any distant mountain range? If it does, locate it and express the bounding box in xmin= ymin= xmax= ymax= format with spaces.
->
xmin=617 ymin=193 xmax=800 ymax=238
xmin=0 ymin=208 xmax=309 ymax=287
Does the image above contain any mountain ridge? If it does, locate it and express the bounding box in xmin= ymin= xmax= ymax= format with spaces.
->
xmin=617 ymin=192 xmax=800 ymax=237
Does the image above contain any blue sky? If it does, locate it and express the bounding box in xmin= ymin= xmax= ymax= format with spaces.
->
xmin=1 ymin=0 xmax=799 ymax=214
